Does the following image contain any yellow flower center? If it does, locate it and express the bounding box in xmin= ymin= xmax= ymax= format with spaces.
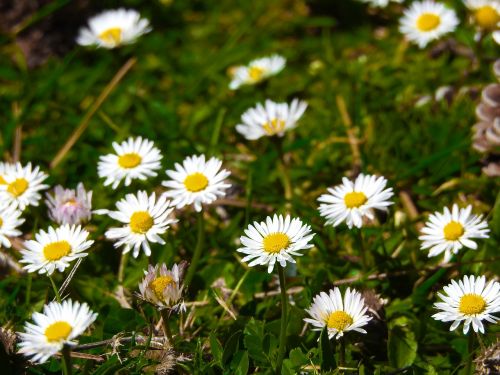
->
xmin=43 ymin=240 xmax=71 ymax=261
xmin=7 ymin=178 xmax=29 ymax=197
xmin=184 ymin=172 xmax=209 ymax=192
xmin=0 ymin=175 xmax=6 ymax=184
xmin=475 ymin=6 xmax=500 ymax=29
xmin=327 ymin=311 xmax=353 ymax=331
xmin=0 ymin=217 xmax=3 ymax=228
xmin=459 ymin=294 xmax=486 ymax=315
xmin=443 ymin=221 xmax=464 ymax=241
xmin=44 ymin=321 xmax=72 ymax=342
xmin=63 ymin=199 xmax=78 ymax=207
xmin=263 ymin=232 xmax=290 ymax=253
xmin=416 ymin=13 xmax=441 ymax=32
xmin=98 ymin=27 xmax=123 ymax=45
xmin=118 ymin=153 xmax=142 ymax=169
xmin=248 ymin=66 xmax=265 ymax=82
xmin=150 ymin=275 xmax=175 ymax=300
xmin=263 ymin=118 xmax=286 ymax=136
xmin=344 ymin=191 xmax=367 ymax=209
xmin=130 ymin=211 xmax=154 ymax=234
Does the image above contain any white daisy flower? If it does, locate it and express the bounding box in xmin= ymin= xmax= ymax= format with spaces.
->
xmin=358 ymin=0 xmax=403 ymax=7
xmin=0 ymin=162 xmax=14 ymax=185
xmin=432 ymin=275 xmax=500 ymax=334
xmin=20 ymin=224 xmax=93 ymax=275
xmin=76 ymin=8 xmax=151 ymax=49
xmin=162 ymin=154 xmax=231 ymax=212
xmin=304 ymin=287 xmax=372 ymax=340
xmin=236 ymin=99 xmax=308 ymax=140
xmin=237 ymin=214 xmax=315 ymax=273
xmin=46 ymin=183 xmax=92 ymax=225
xmin=229 ymin=55 xmax=286 ymax=90
xmin=419 ymin=204 xmax=489 ymax=263
xmin=0 ymin=162 xmax=49 ymax=211
xmin=0 ymin=203 xmax=25 ymax=248
xmin=18 ymin=299 xmax=97 ymax=364
xmin=100 ymin=191 xmax=175 ymax=258
xmin=465 ymin=0 xmax=500 ymax=30
xmin=399 ymin=1 xmax=459 ymax=48
xmin=98 ymin=136 xmax=162 ymax=189
xmin=317 ymin=174 xmax=394 ymax=229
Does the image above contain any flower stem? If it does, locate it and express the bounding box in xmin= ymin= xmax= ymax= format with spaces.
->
xmin=184 ymin=212 xmax=205 ymax=287
xmin=276 ymin=265 xmax=288 ymax=374
xmin=48 ymin=275 xmax=61 ymax=303
xmin=339 ymin=337 xmax=346 ymax=371
xmin=465 ymin=333 xmax=475 ymax=375
xmin=25 ymin=273 xmax=32 ymax=305
xmin=61 ymin=345 xmax=72 ymax=375
xmin=117 ymin=251 xmax=129 ymax=285
xmin=160 ymin=309 xmax=174 ymax=344
xmin=356 ymin=229 xmax=367 ymax=273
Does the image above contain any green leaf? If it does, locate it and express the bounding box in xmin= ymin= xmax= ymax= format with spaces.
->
xmin=222 ymin=331 xmax=241 ymax=366
xmin=289 ymin=347 xmax=308 ymax=368
xmin=210 ymin=332 xmax=223 ymax=365
xmin=243 ymin=318 xmax=271 ymax=365
xmin=230 ymin=351 xmax=249 ymax=375
xmin=491 ymin=191 xmax=500 ymax=238
xmin=319 ymin=327 xmax=336 ymax=371
xmin=388 ymin=326 xmax=418 ymax=368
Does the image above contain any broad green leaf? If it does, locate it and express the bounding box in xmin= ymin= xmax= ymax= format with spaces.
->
xmin=388 ymin=326 xmax=418 ymax=368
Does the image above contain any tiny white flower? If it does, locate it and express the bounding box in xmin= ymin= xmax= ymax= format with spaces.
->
xmin=162 ymin=154 xmax=231 ymax=212
xmin=46 ymin=183 xmax=92 ymax=225
xmin=465 ymin=0 xmax=500 ymax=30
xmin=318 ymin=174 xmax=394 ymax=229
xmin=18 ymin=299 xmax=97 ymax=364
xmin=304 ymin=287 xmax=372 ymax=340
xmin=237 ymin=214 xmax=315 ymax=273
xmin=77 ymin=8 xmax=151 ymax=49
xmin=229 ymin=55 xmax=286 ymax=90
xmin=236 ymin=99 xmax=307 ymax=140
xmin=358 ymin=0 xmax=403 ymax=7
xmin=98 ymin=136 xmax=163 ymax=189
xmin=20 ymin=224 xmax=93 ymax=275
xmin=0 ymin=203 xmax=25 ymax=248
xmin=433 ymin=275 xmax=500 ymax=334
xmin=419 ymin=204 xmax=489 ymax=263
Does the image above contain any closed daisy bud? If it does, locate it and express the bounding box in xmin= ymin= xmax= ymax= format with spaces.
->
xmin=229 ymin=55 xmax=286 ymax=90
xmin=0 ymin=203 xmax=24 ymax=249
xmin=45 ymin=183 xmax=92 ymax=225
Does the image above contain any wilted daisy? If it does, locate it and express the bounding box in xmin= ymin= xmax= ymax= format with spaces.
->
xmin=162 ymin=154 xmax=231 ymax=212
xmin=318 ymin=174 xmax=394 ymax=229
xmin=0 ymin=162 xmax=49 ymax=211
xmin=304 ymin=287 xmax=372 ymax=340
xmin=465 ymin=0 xmax=500 ymax=30
xmin=98 ymin=136 xmax=162 ymax=189
xmin=138 ymin=262 xmax=186 ymax=311
xmin=229 ymin=55 xmax=286 ymax=90
xmin=399 ymin=1 xmax=459 ymax=48
xmin=419 ymin=204 xmax=489 ymax=263
xmin=433 ymin=275 xmax=500 ymax=334
xmin=18 ymin=299 xmax=97 ymax=364
xmin=236 ymin=99 xmax=308 ymax=140
xmin=358 ymin=0 xmax=403 ymax=7
xmin=46 ymin=183 xmax=92 ymax=225
xmin=76 ymin=8 xmax=151 ymax=49
xmin=20 ymin=225 xmax=93 ymax=275
xmin=237 ymin=214 xmax=315 ymax=273
xmin=100 ymin=191 xmax=175 ymax=258
xmin=0 ymin=203 xmax=25 ymax=248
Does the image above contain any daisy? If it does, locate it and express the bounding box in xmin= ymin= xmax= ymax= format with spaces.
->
xmin=98 ymin=136 xmax=162 ymax=189
xmin=304 ymin=287 xmax=372 ymax=340
xmin=465 ymin=0 xmax=500 ymax=30
xmin=318 ymin=174 xmax=394 ymax=229
xmin=18 ymin=299 xmax=97 ymax=364
xmin=236 ymin=99 xmax=308 ymax=140
xmin=358 ymin=0 xmax=403 ymax=7
xmin=433 ymin=275 xmax=500 ymax=334
xmin=419 ymin=204 xmax=489 ymax=263
xmin=0 ymin=162 xmax=49 ymax=211
xmin=162 ymin=154 xmax=231 ymax=212
xmin=229 ymin=55 xmax=286 ymax=90
xmin=399 ymin=1 xmax=459 ymax=48
xmin=76 ymin=8 xmax=151 ymax=49
xmin=46 ymin=183 xmax=92 ymax=225
xmin=100 ymin=191 xmax=175 ymax=258
xmin=138 ymin=262 xmax=186 ymax=311
xmin=20 ymin=225 xmax=93 ymax=275
xmin=0 ymin=162 xmax=14 ymax=185
xmin=237 ymin=214 xmax=315 ymax=273
xmin=0 ymin=203 xmax=25 ymax=248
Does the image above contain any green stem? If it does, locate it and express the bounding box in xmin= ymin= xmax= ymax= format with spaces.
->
xmin=339 ymin=337 xmax=346 ymax=371
xmin=356 ymin=229 xmax=367 ymax=273
xmin=276 ymin=265 xmax=288 ymax=374
xmin=160 ymin=309 xmax=174 ymax=344
xmin=465 ymin=333 xmax=475 ymax=375
xmin=48 ymin=275 xmax=61 ymax=303
xmin=184 ymin=212 xmax=205 ymax=287
xmin=25 ymin=274 xmax=32 ymax=305
xmin=61 ymin=345 xmax=72 ymax=375
xmin=117 ymin=251 xmax=129 ymax=285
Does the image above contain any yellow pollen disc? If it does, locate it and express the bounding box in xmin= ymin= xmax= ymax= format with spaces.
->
xmin=130 ymin=211 xmax=154 ymax=234
xmin=98 ymin=27 xmax=123 ymax=45
xmin=327 ymin=311 xmax=353 ymax=331
xmin=0 ymin=175 xmax=6 ymax=184
xmin=475 ymin=6 xmax=500 ymax=29
xmin=63 ymin=199 xmax=78 ymax=207
xmin=44 ymin=321 xmax=72 ymax=342
xmin=0 ymin=218 xmax=3 ymax=227
xmin=7 ymin=178 xmax=29 ymax=197
xmin=118 ymin=153 xmax=142 ymax=169
xmin=43 ymin=241 xmax=71 ymax=261
xmin=150 ymin=275 xmax=175 ymax=300
xmin=263 ymin=232 xmax=290 ymax=253
xmin=416 ymin=13 xmax=441 ymax=32
xmin=248 ymin=66 xmax=265 ymax=82
xmin=184 ymin=172 xmax=209 ymax=192
xmin=344 ymin=191 xmax=367 ymax=209
xmin=459 ymin=294 xmax=486 ymax=315
xmin=443 ymin=221 xmax=464 ymax=241
xmin=263 ymin=118 xmax=286 ymax=136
